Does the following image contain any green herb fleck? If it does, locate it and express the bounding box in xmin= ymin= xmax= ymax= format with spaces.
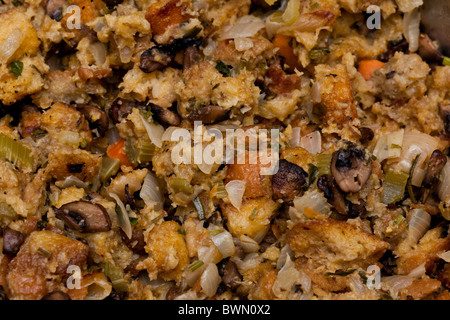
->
xmin=310 ymin=2 xmax=319 ymax=9
xmin=189 ymin=260 xmax=204 ymax=272
xmin=216 ymin=60 xmax=231 ymax=77
xmin=308 ymin=164 xmax=319 ymax=187
xmin=177 ymin=228 xmax=186 ymax=235
xmin=308 ymin=47 xmax=330 ymax=62
xmin=36 ymin=220 xmax=47 ymax=230
xmin=209 ymin=229 xmax=224 ymax=236
xmin=249 ymin=208 xmax=259 ymax=220
xmin=129 ymin=217 xmax=139 ymax=226
xmin=37 ymin=247 xmax=52 ymax=258
xmin=9 ymin=61 xmax=23 ymax=78
xmin=325 ymin=269 xmax=356 ymax=277
xmin=11 ymin=0 xmax=22 ymax=6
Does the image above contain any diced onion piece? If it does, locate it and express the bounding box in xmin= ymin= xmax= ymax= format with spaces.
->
xmin=403 ymin=8 xmax=421 ymax=52
xmin=282 ymin=0 xmax=301 ymax=25
xmin=277 ymin=244 xmax=294 ymax=269
xmin=225 ymin=180 xmax=246 ymax=211
xmin=291 ymin=189 xmax=330 ymax=222
xmin=234 ymin=37 xmax=254 ymax=51
xmin=396 ymin=0 xmax=423 ymax=13
xmin=211 ymin=230 xmax=235 ymax=258
xmin=140 ymin=173 xmax=164 ymax=210
xmin=231 ymin=253 xmax=263 ymax=273
xmin=161 ymin=126 xmax=180 ymax=141
xmin=310 ymin=81 xmax=321 ymax=103
xmin=411 ymin=167 xmax=425 ymax=187
xmin=235 ymin=235 xmax=259 ymax=253
xmin=140 ymin=114 xmax=164 ymax=148
xmin=83 ymin=272 xmax=112 ymax=300
xmin=396 ymin=132 xmax=438 ymax=175
xmin=372 ymin=129 xmax=404 ymax=163
xmin=58 ymin=175 xmax=89 ymax=189
xmin=88 ymin=42 xmax=107 ymax=66
xmin=408 ymin=263 xmax=426 ymax=278
xmin=200 ymin=263 xmax=221 ymax=298
xmin=219 ymin=15 xmax=265 ymax=40
xmin=109 ymin=192 xmax=132 ymax=239
xmin=301 ymin=131 xmax=321 ymax=154
xmin=437 ymin=250 xmax=450 ymax=263
xmin=407 ymin=208 xmax=431 ymax=245
xmin=381 ymin=275 xmax=413 ymax=299
xmin=290 ymin=127 xmax=301 ymax=148
xmin=0 ymin=28 xmax=24 ymax=63
xmin=438 ymin=161 xmax=450 ymax=201
xmin=265 ymin=11 xmax=284 ymax=38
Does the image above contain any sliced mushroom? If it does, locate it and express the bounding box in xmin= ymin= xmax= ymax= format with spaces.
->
xmin=120 ymin=228 xmax=146 ymax=254
xmin=187 ymin=105 xmax=228 ymax=124
xmin=151 ymin=104 xmax=181 ymax=126
xmin=418 ymin=33 xmax=443 ymax=62
xmin=272 ymin=159 xmax=308 ymax=202
xmin=346 ymin=199 xmax=367 ymax=218
xmin=423 ymin=150 xmax=448 ymax=189
xmin=317 ymin=174 xmax=347 ymax=215
xmin=109 ymin=98 xmax=146 ymax=124
xmin=2 ymin=227 xmax=26 ymax=255
xmin=359 ymin=127 xmax=374 ymax=144
xmin=140 ymin=37 xmax=202 ymax=73
xmin=439 ymin=103 xmax=450 ymax=135
xmin=45 ymin=0 xmax=67 ymax=21
xmin=41 ymin=291 xmax=71 ymax=300
xmin=330 ymin=147 xmax=372 ymax=193
xmin=53 ymin=201 xmax=111 ymax=233
xmin=76 ymin=104 xmax=109 ymax=136
xmin=221 ymin=259 xmax=242 ymax=290
xmin=139 ymin=47 xmax=172 ymax=73
xmin=183 ymin=46 xmax=200 ymax=69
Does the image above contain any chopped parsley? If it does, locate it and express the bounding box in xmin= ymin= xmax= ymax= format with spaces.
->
xmin=9 ymin=61 xmax=23 ymax=78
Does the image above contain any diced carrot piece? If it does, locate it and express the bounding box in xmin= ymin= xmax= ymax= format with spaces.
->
xmin=145 ymin=0 xmax=190 ymax=36
xmin=107 ymin=138 xmax=132 ymax=166
xmin=358 ymin=59 xmax=386 ymax=80
xmin=273 ymin=34 xmax=301 ymax=71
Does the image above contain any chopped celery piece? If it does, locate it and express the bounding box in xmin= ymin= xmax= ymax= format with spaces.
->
xmin=170 ymin=178 xmax=194 ymax=194
xmin=316 ymin=153 xmax=332 ymax=176
xmin=136 ymin=140 xmax=156 ymax=163
xmin=0 ymin=202 xmax=18 ymax=219
xmin=214 ymin=181 xmax=227 ymax=199
xmin=125 ymin=136 xmax=138 ymax=166
xmin=104 ymin=262 xmax=128 ymax=293
xmin=0 ymin=133 xmax=33 ymax=170
xmin=189 ymin=260 xmax=204 ymax=271
xmin=100 ymin=156 xmax=120 ymax=182
xmin=382 ymin=169 xmax=409 ymax=204
xmin=249 ymin=208 xmax=259 ymax=220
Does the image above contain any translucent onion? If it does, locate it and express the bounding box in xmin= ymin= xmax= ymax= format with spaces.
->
xmin=301 ymin=131 xmax=321 ymax=154
xmin=140 ymin=173 xmax=164 ymax=210
xmin=161 ymin=126 xmax=180 ymax=141
xmin=396 ymin=0 xmax=423 ymax=13
xmin=232 ymin=253 xmax=263 ymax=273
xmin=407 ymin=208 xmax=431 ymax=245
xmin=396 ymin=131 xmax=439 ymax=179
xmin=310 ymin=81 xmax=321 ymax=103
xmin=140 ymin=114 xmax=164 ymax=148
xmin=0 ymin=28 xmax=24 ymax=62
xmin=437 ymin=250 xmax=450 ymax=263
xmin=291 ymin=189 xmax=330 ymax=222
xmin=265 ymin=12 xmax=284 ymax=38
xmin=438 ymin=161 xmax=450 ymax=201
xmin=403 ymin=8 xmax=421 ymax=52
xmin=225 ymin=180 xmax=246 ymax=211
xmin=272 ymin=256 xmax=300 ymax=299
xmin=290 ymin=127 xmax=301 ymax=148
xmin=277 ymin=244 xmax=294 ymax=269
xmin=58 ymin=175 xmax=89 ymax=189
xmin=234 ymin=37 xmax=254 ymax=51
xmin=219 ymin=15 xmax=265 ymax=40
xmin=234 ymin=235 xmax=259 ymax=253
xmin=211 ymin=230 xmax=235 ymax=258
xmin=83 ymin=273 xmax=113 ymax=300
xmin=88 ymin=42 xmax=107 ymax=66
xmin=109 ymin=192 xmax=132 ymax=239
xmin=200 ymin=263 xmax=221 ymax=298
xmin=372 ymin=129 xmax=404 ymax=163
xmin=282 ymin=0 xmax=300 ymax=26
xmin=381 ymin=275 xmax=413 ymax=299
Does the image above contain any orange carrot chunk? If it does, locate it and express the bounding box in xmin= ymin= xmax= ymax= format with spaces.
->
xmin=273 ymin=34 xmax=301 ymax=71
xmin=106 ymin=138 xmax=132 ymax=166
xmin=358 ymin=59 xmax=386 ymax=80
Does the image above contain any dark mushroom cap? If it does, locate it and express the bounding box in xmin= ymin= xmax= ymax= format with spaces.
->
xmin=187 ymin=105 xmax=228 ymax=124
xmin=330 ymin=148 xmax=372 ymax=193
xmin=76 ymin=104 xmax=109 ymax=136
xmin=119 ymin=228 xmax=146 ymax=254
xmin=2 ymin=227 xmax=26 ymax=255
xmin=272 ymin=159 xmax=308 ymax=202
xmin=41 ymin=291 xmax=71 ymax=300
xmin=109 ymin=98 xmax=146 ymax=124
xmin=423 ymin=150 xmax=448 ymax=189
xmin=150 ymin=104 xmax=181 ymax=126
xmin=317 ymin=174 xmax=347 ymax=215
xmin=53 ymin=201 xmax=111 ymax=233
